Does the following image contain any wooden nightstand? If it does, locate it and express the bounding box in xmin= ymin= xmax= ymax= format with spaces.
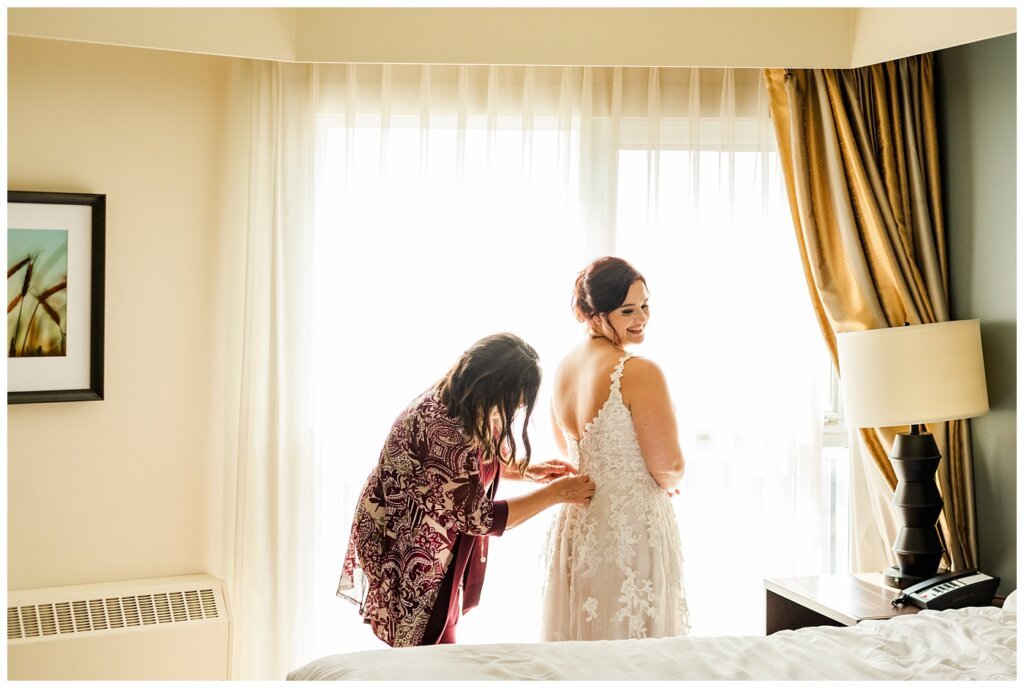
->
xmin=763 ymin=573 xmax=921 ymax=634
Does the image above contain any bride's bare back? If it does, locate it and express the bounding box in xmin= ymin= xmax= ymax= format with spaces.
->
xmin=552 ymin=337 xmax=684 ymax=492
xmin=552 ymin=338 xmax=628 ymax=441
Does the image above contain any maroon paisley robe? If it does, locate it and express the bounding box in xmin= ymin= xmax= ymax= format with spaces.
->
xmin=337 ymin=385 xmax=509 ymax=647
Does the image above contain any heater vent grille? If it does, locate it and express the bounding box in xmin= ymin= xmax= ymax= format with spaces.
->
xmin=8 ymin=588 xmax=220 ymax=641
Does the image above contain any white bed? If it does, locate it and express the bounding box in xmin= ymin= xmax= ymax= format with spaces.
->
xmin=289 ymin=592 xmax=1016 ymax=681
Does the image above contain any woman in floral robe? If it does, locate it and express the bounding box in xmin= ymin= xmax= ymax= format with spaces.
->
xmin=338 ymin=332 xmax=595 ymax=647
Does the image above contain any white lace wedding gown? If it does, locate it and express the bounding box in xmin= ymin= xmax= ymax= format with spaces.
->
xmin=541 ymin=352 xmax=690 ymax=641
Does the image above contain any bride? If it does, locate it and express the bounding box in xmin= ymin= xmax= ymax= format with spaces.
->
xmin=542 ymin=256 xmax=690 ymax=641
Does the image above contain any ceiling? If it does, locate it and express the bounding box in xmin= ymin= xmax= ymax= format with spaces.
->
xmin=7 ymin=7 xmax=1017 ymax=69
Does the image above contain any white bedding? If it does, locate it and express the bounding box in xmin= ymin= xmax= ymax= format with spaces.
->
xmin=289 ymin=592 xmax=1016 ymax=681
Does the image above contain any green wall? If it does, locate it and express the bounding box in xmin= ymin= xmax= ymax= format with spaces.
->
xmin=935 ymin=33 xmax=1017 ymax=595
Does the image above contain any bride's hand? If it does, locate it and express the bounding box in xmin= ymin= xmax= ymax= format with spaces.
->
xmin=550 ymin=474 xmax=595 ymax=504
xmin=525 ymin=458 xmax=577 ymax=483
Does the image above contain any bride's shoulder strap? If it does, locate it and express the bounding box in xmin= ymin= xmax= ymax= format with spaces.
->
xmin=609 ymin=352 xmax=636 ymax=389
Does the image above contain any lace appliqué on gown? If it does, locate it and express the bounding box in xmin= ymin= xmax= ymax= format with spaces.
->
xmin=541 ymin=353 xmax=690 ymax=641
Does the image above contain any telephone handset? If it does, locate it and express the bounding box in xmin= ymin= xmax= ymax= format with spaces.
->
xmin=891 ymin=568 xmax=1000 ymax=611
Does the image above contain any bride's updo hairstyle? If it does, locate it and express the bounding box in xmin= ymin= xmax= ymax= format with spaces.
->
xmin=439 ymin=332 xmax=541 ymax=474
xmin=572 ymin=256 xmax=647 ymax=343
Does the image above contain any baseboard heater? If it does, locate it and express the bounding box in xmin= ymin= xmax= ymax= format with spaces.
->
xmin=7 ymin=573 xmax=230 ymax=680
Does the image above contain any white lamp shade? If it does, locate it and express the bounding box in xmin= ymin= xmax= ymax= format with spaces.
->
xmin=837 ymin=320 xmax=989 ymax=428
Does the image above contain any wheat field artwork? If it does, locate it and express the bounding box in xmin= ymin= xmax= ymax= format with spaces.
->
xmin=8 ymin=228 xmax=69 ymax=358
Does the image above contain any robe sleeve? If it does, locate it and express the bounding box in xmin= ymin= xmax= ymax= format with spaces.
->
xmin=414 ymin=416 xmax=504 ymax=537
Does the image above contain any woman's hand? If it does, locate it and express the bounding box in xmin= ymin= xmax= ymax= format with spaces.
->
xmin=549 ymin=474 xmax=595 ymax=505
xmin=504 ymin=474 xmax=596 ymax=529
xmin=525 ymin=458 xmax=577 ymax=483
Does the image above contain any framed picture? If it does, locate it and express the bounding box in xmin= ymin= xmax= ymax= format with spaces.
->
xmin=7 ymin=191 xmax=106 ymax=403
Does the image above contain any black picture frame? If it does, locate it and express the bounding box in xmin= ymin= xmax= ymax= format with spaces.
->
xmin=7 ymin=190 xmax=106 ymax=403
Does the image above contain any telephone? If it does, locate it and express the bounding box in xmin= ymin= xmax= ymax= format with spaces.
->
xmin=891 ymin=569 xmax=1000 ymax=611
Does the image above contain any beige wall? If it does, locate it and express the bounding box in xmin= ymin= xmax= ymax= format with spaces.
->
xmin=7 ymin=37 xmax=248 ymax=590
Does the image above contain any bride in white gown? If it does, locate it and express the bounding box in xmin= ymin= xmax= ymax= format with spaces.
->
xmin=542 ymin=256 xmax=690 ymax=641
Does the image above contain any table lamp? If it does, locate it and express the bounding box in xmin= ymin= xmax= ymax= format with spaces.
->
xmin=837 ymin=320 xmax=989 ymax=589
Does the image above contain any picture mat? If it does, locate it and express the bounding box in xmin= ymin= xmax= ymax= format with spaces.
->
xmin=7 ymin=202 xmax=92 ymax=392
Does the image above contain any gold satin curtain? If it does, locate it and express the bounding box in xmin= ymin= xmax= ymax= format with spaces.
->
xmin=763 ymin=55 xmax=977 ymax=571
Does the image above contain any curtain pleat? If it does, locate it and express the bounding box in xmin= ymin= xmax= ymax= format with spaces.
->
xmin=646 ymin=66 xmax=661 ymax=219
xmin=763 ymin=55 xmax=978 ymax=572
xmin=232 ymin=61 xmax=318 ymax=679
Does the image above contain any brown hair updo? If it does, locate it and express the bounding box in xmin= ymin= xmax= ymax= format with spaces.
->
xmin=571 ymin=256 xmax=647 ymax=323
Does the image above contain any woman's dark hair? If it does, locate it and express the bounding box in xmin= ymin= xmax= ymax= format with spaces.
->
xmin=438 ymin=332 xmax=541 ymax=473
xmin=572 ymin=256 xmax=647 ymax=322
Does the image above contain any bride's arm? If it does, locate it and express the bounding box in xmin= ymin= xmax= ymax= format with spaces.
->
xmin=621 ymin=357 xmax=685 ymax=492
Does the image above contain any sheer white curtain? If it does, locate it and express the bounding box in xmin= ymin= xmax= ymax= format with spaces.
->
xmin=850 ymin=433 xmax=900 ymax=573
xmin=230 ymin=61 xmax=319 ymax=679
xmin=587 ymin=68 xmax=833 ymax=635
xmin=234 ymin=62 xmax=840 ymax=677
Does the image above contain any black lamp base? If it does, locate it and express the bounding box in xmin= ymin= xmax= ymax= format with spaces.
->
xmin=886 ymin=427 xmax=945 ymax=589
